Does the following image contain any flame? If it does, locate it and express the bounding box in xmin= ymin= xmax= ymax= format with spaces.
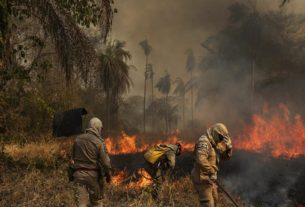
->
xmin=105 ymin=132 xmax=194 ymax=155
xmin=105 ymin=104 xmax=305 ymax=159
xmin=112 ymin=170 xmax=128 ymax=185
xmin=105 ymin=132 xmax=149 ymax=155
xmin=111 ymin=169 xmax=152 ymax=188
xmin=235 ymin=104 xmax=305 ymax=158
xmin=129 ymin=168 xmax=153 ymax=188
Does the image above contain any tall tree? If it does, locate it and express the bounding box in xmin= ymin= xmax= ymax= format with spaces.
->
xmin=173 ymin=78 xmax=186 ymax=129
xmin=146 ymin=64 xmax=154 ymax=130
xmin=98 ymin=40 xmax=132 ymax=134
xmin=156 ymin=71 xmax=171 ymax=133
xmin=139 ymin=39 xmax=152 ymax=133
xmin=185 ymin=48 xmax=196 ymax=130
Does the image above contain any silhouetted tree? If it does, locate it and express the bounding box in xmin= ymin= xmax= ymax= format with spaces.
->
xmin=185 ymin=49 xmax=196 ymax=129
xmin=139 ymin=39 xmax=152 ymax=132
xmin=156 ymin=71 xmax=171 ymax=133
xmin=98 ymin=40 xmax=132 ymax=134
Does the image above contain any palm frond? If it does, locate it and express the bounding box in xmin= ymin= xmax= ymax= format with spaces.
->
xmin=156 ymin=72 xmax=171 ymax=95
xmin=24 ymin=0 xmax=98 ymax=83
xmin=173 ymin=77 xmax=185 ymax=96
xmin=139 ymin=39 xmax=152 ymax=56
xmin=17 ymin=0 xmax=113 ymax=83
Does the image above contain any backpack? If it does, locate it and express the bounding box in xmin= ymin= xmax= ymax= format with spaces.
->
xmin=144 ymin=144 xmax=172 ymax=164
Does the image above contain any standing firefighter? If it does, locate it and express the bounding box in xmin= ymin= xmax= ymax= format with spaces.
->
xmin=191 ymin=123 xmax=233 ymax=207
xmin=143 ymin=143 xmax=182 ymax=200
xmin=70 ymin=117 xmax=112 ymax=207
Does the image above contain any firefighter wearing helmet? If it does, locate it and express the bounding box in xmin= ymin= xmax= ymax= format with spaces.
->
xmin=143 ymin=143 xmax=183 ymax=200
xmin=70 ymin=117 xmax=112 ymax=207
xmin=191 ymin=123 xmax=233 ymax=207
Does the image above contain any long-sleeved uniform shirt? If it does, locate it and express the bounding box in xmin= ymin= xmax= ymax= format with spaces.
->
xmin=72 ymin=128 xmax=111 ymax=179
xmin=191 ymin=132 xmax=232 ymax=184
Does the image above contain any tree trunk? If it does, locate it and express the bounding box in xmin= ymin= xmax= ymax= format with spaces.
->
xmin=251 ymin=58 xmax=255 ymax=111
xmin=106 ymin=87 xmax=110 ymax=137
xmin=151 ymin=73 xmax=154 ymax=131
xmin=1 ymin=0 xmax=12 ymax=70
xmin=143 ymin=55 xmax=148 ymax=133
xmin=165 ymin=93 xmax=169 ymax=134
xmin=182 ymin=94 xmax=185 ymax=130
xmin=110 ymin=94 xmax=120 ymax=131
xmin=190 ymin=70 xmax=194 ymax=131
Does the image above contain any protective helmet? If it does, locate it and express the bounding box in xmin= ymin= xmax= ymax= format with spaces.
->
xmin=210 ymin=123 xmax=230 ymax=143
xmin=175 ymin=143 xmax=183 ymax=156
xmin=88 ymin=117 xmax=103 ymax=134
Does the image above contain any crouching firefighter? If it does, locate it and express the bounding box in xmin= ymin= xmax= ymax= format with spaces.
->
xmin=191 ymin=123 xmax=233 ymax=207
xmin=69 ymin=117 xmax=112 ymax=207
xmin=143 ymin=143 xmax=182 ymax=200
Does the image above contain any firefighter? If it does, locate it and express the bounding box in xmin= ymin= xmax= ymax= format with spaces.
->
xmin=191 ymin=123 xmax=233 ymax=207
xmin=70 ymin=117 xmax=112 ymax=207
xmin=143 ymin=143 xmax=182 ymax=200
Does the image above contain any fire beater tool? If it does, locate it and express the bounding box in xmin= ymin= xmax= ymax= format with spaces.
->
xmin=214 ymin=180 xmax=240 ymax=207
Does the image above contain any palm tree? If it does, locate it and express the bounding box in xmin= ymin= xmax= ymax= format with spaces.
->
xmin=98 ymin=40 xmax=132 ymax=134
xmin=139 ymin=39 xmax=152 ymax=133
xmin=185 ymin=49 xmax=196 ymax=130
xmin=156 ymin=71 xmax=171 ymax=133
xmin=173 ymin=78 xmax=186 ymax=129
xmin=147 ymin=98 xmax=178 ymax=133
xmin=146 ymin=64 xmax=154 ymax=130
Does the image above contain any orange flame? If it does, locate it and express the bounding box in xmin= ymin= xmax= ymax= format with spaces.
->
xmin=111 ymin=169 xmax=152 ymax=188
xmin=112 ymin=170 xmax=128 ymax=185
xmin=105 ymin=132 xmax=194 ymax=155
xmin=235 ymin=104 xmax=305 ymax=158
xmin=105 ymin=132 xmax=149 ymax=155
xmin=129 ymin=168 xmax=153 ymax=188
xmin=105 ymin=104 xmax=305 ymax=159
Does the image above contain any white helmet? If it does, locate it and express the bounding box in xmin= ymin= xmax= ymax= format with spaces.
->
xmin=88 ymin=117 xmax=103 ymax=133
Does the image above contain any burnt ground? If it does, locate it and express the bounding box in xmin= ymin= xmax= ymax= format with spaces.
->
xmin=111 ymin=151 xmax=305 ymax=207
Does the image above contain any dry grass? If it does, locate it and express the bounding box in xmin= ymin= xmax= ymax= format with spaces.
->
xmin=0 ymin=139 xmax=247 ymax=207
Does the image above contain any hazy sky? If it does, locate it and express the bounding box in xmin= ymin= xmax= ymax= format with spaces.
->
xmin=111 ymin=0 xmax=305 ymax=96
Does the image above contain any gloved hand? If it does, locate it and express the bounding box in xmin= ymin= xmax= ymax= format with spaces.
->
xmin=210 ymin=174 xmax=217 ymax=181
xmin=223 ymin=136 xmax=232 ymax=150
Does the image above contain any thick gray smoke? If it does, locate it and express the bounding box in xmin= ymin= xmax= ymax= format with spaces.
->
xmin=112 ymin=0 xmax=305 ymax=130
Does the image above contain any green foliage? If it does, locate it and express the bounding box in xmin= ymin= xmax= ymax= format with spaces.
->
xmin=98 ymin=40 xmax=132 ymax=94
xmin=56 ymin=0 xmax=110 ymax=27
xmin=97 ymin=40 xmax=132 ymax=131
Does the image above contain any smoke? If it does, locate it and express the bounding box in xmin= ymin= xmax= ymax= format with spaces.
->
xmin=220 ymin=152 xmax=305 ymax=207
xmin=111 ymin=0 xmax=305 ymax=131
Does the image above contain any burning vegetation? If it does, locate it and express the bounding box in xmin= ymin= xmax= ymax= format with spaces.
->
xmin=235 ymin=104 xmax=305 ymax=158
xmin=104 ymin=104 xmax=305 ymax=160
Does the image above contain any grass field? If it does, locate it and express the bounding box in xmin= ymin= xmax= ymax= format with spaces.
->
xmin=0 ymin=138 xmax=246 ymax=207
